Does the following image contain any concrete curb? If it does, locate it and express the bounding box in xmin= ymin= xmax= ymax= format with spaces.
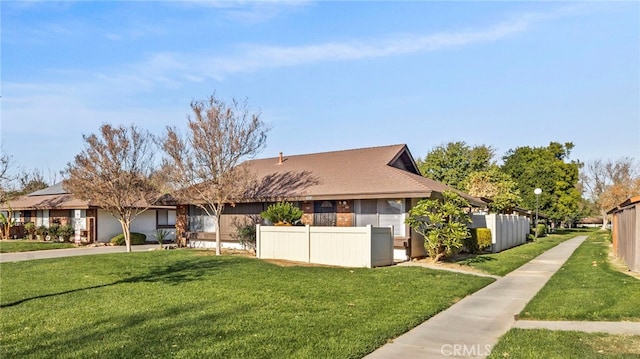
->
xmin=514 ymin=320 xmax=640 ymax=335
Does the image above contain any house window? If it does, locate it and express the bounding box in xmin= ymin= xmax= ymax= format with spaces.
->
xmin=36 ymin=210 xmax=50 ymax=227
xmin=355 ymin=199 xmax=378 ymax=228
xmin=157 ymin=210 xmax=177 ymax=227
xmin=378 ymin=199 xmax=405 ymax=237
xmin=188 ymin=206 xmax=217 ymax=232
xmin=355 ymin=199 xmax=406 ymax=237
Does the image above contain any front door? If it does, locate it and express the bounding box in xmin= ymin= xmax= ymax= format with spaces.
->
xmin=313 ymin=201 xmax=337 ymax=226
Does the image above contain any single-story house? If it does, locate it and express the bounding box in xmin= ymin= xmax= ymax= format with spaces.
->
xmin=176 ymin=144 xmax=485 ymax=259
xmin=1 ymin=182 xmax=177 ymax=243
xmin=608 ymin=195 xmax=640 ymax=272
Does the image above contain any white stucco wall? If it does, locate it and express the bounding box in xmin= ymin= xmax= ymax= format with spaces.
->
xmin=97 ymin=209 xmax=163 ymax=243
xmin=97 ymin=210 xmax=124 ymax=242
xmin=131 ymin=210 xmax=160 ymax=241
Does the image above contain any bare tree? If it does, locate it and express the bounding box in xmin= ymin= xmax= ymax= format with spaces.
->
xmin=0 ymin=153 xmax=13 ymax=204
xmin=15 ymin=168 xmax=49 ymax=195
xmin=581 ymin=158 xmax=640 ymax=230
xmin=0 ymin=153 xmax=16 ymax=240
xmin=63 ymin=124 xmax=158 ymax=252
xmin=0 ymin=153 xmax=10 ymax=184
xmin=161 ymin=94 xmax=268 ymax=255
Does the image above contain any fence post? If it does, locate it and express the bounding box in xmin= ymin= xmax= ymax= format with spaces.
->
xmin=389 ymin=225 xmax=394 ymax=265
xmin=365 ymin=225 xmax=372 ymax=268
xmin=256 ymin=224 xmax=261 ymax=258
xmin=306 ymin=225 xmax=311 ymax=263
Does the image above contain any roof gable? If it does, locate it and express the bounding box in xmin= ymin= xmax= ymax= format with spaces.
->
xmin=243 ymin=144 xmax=482 ymax=205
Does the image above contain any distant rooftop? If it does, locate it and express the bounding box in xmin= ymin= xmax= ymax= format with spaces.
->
xmin=28 ymin=182 xmax=68 ymax=196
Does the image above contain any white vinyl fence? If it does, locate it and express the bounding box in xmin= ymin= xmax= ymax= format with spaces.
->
xmin=470 ymin=214 xmax=530 ymax=253
xmin=256 ymin=225 xmax=394 ymax=268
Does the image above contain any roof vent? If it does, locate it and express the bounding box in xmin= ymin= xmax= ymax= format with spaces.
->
xmin=278 ymin=152 xmax=284 ymax=165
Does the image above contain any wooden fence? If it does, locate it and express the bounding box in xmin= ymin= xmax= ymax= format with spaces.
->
xmin=256 ymin=225 xmax=394 ymax=268
xmin=611 ymin=200 xmax=639 ymax=272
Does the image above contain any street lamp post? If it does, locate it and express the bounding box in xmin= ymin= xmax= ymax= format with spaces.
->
xmin=534 ymin=188 xmax=542 ymax=237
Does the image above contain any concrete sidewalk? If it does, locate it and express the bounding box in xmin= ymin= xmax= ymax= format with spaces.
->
xmin=0 ymin=244 xmax=160 ymax=263
xmin=365 ymin=235 xmax=588 ymax=359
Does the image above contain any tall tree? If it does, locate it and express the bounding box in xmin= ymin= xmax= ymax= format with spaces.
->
xmin=581 ymin=158 xmax=640 ymax=230
xmin=63 ymin=124 xmax=158 ymax=252
xmin=161 ymin=94 xmax=268 ymax=256
xmin=502 ymin=142 xmax=582 ymax=226
xmin=417 ymin=142 xmax=495 ymax=190
xmin=465 ymin=166 xmax=521 ymax=213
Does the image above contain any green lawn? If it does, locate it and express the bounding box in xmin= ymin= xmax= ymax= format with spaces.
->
xmin=0 ymin=240 xmax=76 ymax=253
xmin=519 ymin=231 xmax=640 ymax=321
xmin=488 ymin=329 xmax=640 ymax=359
xmin=490 ymin=231 xmax=640 ymax=358
xmin=0 ymin=250 xmax=494 ymax=358
xmin=457 ymin=228 xmax=595 ymax=276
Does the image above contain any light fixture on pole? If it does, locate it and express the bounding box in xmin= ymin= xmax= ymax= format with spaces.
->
xmin=534 ymin=188 xmax=542 ymax=236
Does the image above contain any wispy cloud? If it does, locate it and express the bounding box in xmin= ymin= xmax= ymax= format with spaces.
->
xmin=105 ymin=7 xmax=576 ymax=86
xmin=173 ymin=0 xmax=311 ymax=24
xmin=4 ymin=6 xmax=580 ymax=108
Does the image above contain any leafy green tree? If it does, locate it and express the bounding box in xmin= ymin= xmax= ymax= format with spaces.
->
xmin=465 ymin=166 xmax=521 ymax=213
xmin=405 ymin=191 xmax=471 ymax=262
xmin=416 ymin=142 xmax=495 ymax=190
xmin=502 ymin=142 xmax=582 ymax=226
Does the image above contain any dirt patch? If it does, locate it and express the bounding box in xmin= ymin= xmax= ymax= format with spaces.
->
xmin=588 ymin=334 xmax=640 ymax=355
xmin=405 ymin=257 xmax=493 ymax=276
xmin=607 ymin=247 xmax=640 ymax=280
xmin=261 ymin=259 xmax=340 ymax=267
xmin=191 ymin=248 xmax=256 ymax=257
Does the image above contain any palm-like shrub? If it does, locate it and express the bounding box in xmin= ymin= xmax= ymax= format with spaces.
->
xmin=261 ymin=202 xmax=303 ymax=225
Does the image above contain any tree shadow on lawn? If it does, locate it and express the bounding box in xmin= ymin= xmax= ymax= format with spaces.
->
xmin=0 ymin=256 xmax=235 ymax=308
xmin=4 ymin=302 xmax=242 ymax=359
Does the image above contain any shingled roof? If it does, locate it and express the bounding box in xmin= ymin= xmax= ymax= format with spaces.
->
xmin=243 ymin=144 xmax=484 ymax=206
xmin=2 ymin=183 xmax=174 ymax=211
xmin=2 ymin=183 xmax=90 ymax=211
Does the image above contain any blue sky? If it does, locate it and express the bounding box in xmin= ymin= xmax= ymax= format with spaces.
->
xmin=1 ymin=1 xmax=639 ymax=179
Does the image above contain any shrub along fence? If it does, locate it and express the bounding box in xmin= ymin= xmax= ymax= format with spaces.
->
xmin=256 ymin=225 xmax=394 ymax=268
xmin=470 ymin=214 xmax=530 ymax=253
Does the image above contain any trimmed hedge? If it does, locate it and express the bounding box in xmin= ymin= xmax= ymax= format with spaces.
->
xmin=110 ymin=232 xmax=147 ymax=246
xmin=464 ymin=228 xmax=493 ymax=253
xmin=536 ymin=224 xmax=547 ymax=238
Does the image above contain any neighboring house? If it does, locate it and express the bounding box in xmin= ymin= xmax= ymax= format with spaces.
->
xmin=577 ymin=217 xmax=605 ymax=228
xmin=176 ymin=144 xmax=485 ymax=259
xmin=609 ymin=195 xmax=640 ymax=272
xmin=0 ymin=182 xmax=177 ymax=243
